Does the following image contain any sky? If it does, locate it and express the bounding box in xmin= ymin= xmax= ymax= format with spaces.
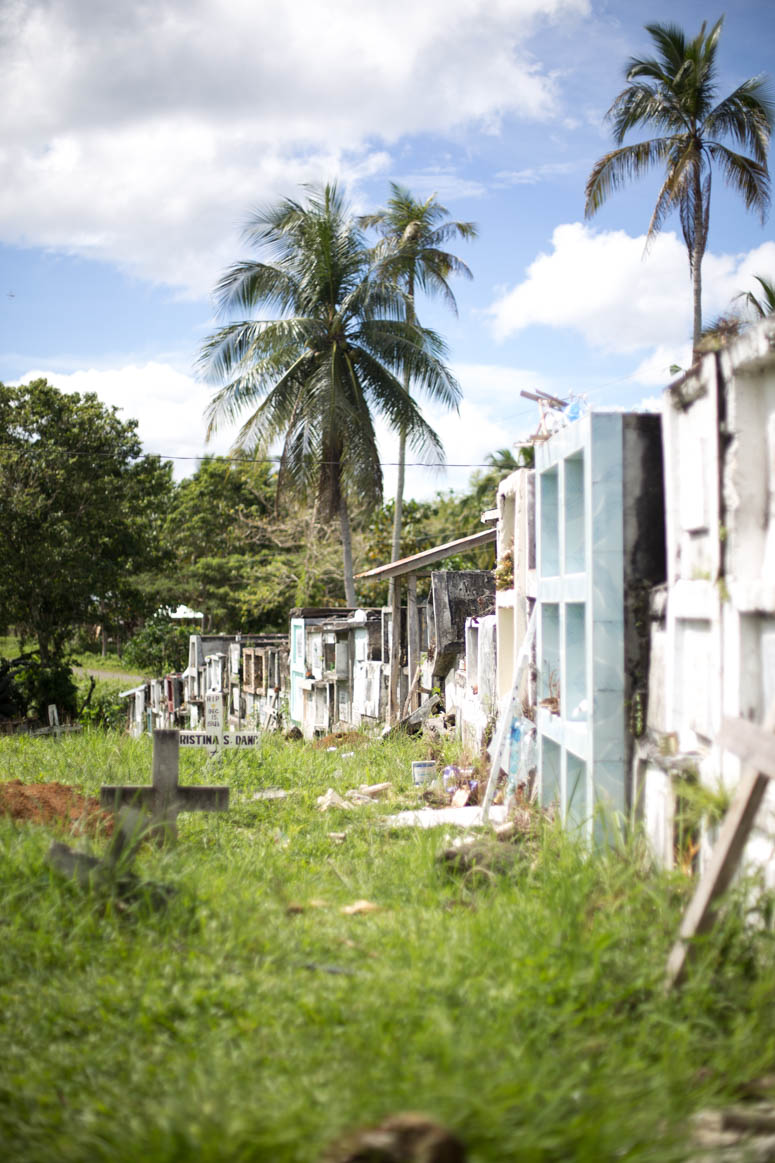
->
xmin=2 ymin=0 xmax=774 ymax=502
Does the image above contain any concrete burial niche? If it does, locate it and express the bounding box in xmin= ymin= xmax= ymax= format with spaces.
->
xmin=535 ymin=410 xmax=665 ymax=838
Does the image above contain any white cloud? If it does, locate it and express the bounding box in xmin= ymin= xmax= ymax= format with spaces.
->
xmin=14 ymin=362 xmax=232 ymax=476
xmin=0 ymin=0 xmax=589 ymax=295
xmin=630 ymin=347 xmax=692 ymax=387
xmin=488 ymin=224 xmax=775 ymax=371
xmin=494 ymin=161 xmax=576 ymax=185
xmin=15 ymin=355 xmax=556 ymax=502
xmin=389 ymin=360 xmax=560 ymax=500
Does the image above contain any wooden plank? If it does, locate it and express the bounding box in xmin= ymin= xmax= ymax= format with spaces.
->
xmin=388 ymin=578 xmax=401 ymax=725
xmin=355 ymin=528 xmax=496 ymax=581
xmin=665 ymin=768 xmax=768 ymax=989
xmin=401 ymin=665 xmax=422 ymax=720
xmin=406 ymin=572 xmax=420 ymax=715
xmin=719 ymin=717 xmax=775 ymax=780
xmin=665 ymin=708 xmax=775 ymax=990
xmin=383 ymin=693 xmax=441 ymax=738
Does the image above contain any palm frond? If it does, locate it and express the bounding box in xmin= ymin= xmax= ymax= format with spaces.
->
xmin=706 ymin=143 xmax=771 ymax=219
xmin=585 ymin=138 xmax=673 ymax=216
xmin=704 ymin=77 xmax=774 ymax=164
xmin=213 ymin=261 xmax=300 ymax=317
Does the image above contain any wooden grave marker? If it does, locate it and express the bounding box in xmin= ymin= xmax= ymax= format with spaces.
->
xmin=665 ymin=713 xmax=775 ymax=990
xmin=101 ymin=729 xmax=229 ymax=842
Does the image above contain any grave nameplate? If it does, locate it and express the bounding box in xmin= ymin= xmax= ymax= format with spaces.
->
xmin=179 ymin=730 xmax=261 ymax=749
xmin=180 ymin=692 xmax=260 ymax=752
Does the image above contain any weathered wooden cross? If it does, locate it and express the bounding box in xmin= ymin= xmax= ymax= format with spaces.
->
xmin=665 ymin=713 xmax=775 ymax=990
xmin=100 ymin=729 xmax=229 ymax=842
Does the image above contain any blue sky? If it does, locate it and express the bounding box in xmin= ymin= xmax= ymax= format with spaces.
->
xmin=2 ymin=0 xmax=774 ymax=501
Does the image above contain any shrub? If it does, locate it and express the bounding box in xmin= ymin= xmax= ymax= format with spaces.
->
xmin=123 ymin=615 xmax=199 ymax=676
xmin=0 ymin=653 xmax=78 ymax=721
xmin=76 ymin=676 xmax=127 ymax=730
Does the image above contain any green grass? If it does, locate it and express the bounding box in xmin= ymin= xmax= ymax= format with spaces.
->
xmin=1 ymin=730 xmax=774 ymax=1162
xmin=0 ymin=635 xmax=149 ymax=680
xmin=72 ymin=648 xmax=150 ymax=679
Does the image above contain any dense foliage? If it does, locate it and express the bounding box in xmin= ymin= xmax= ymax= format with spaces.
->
xmin=121 ymin=614 xmax=202 ymax=676
xmin=0 ymin=378 xmax=173 ymax=663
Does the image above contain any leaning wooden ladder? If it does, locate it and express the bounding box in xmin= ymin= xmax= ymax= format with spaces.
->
xmin=481 ymin=603 xmax=537 ymax=823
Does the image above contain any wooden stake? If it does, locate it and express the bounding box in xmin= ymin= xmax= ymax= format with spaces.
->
xmin=665 ymin=709 xmax=775 ymax=990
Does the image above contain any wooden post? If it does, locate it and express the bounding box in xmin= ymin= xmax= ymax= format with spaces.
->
xmin=665 ymin=713 xmax=775 ymax=990
xmin=406 ymin=571 xmax=420 ymax=715
xmin=389 ymin=577 xmax=402 ymax=725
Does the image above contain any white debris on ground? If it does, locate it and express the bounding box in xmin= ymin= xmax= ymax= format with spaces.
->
xmin=384 ymin=804 xmax=508 ymax=829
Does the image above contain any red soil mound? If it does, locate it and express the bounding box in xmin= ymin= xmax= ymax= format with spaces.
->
xmin=313 ymin=731 xmax=371 ymax=750
xmin=0 ymin=780 xmax=114 ymax=835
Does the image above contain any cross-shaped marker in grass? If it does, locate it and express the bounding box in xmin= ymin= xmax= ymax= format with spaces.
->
xmin=101 ymin=729 xmax=229 ymax=842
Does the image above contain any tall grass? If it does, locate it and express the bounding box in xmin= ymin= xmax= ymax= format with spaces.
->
xmin=1 ymin=730 xmax=774 ymax=1162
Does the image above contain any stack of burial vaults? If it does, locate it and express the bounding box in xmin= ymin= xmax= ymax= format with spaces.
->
xmin=535 ymin=411 xmax=665 ymax=838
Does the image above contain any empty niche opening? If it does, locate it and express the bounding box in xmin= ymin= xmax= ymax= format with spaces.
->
xmin=564 ymin=452 xmax=585 ymax=573
xmin=497 ymin=606 xmax=515 ymax=699
xmin=566 ymin=753 xmax=587 ymax=830
xmin=292 ymin=624 xmax=304 ymax=665
xmin=466 ymin=621 xmax=480 ymax=691
xmin=565 ymin=603 xmax=587 ymax=720
xmin=541 ymin=737 xmax=561 ymax=808
xmin=500 ymin=490 xmax=516 ymax=555
xmin=541 ymin=603 xmax=560 ymax=706
xmin=540 ymin=467 xmax=559 ymax=577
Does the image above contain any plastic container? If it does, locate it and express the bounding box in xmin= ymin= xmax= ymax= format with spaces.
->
xmin=412 ymin=760 xmax=436 ymax=786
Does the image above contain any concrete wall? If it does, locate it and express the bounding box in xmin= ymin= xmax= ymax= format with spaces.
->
xmin=640 ymin=317 xmax=775 ymax=884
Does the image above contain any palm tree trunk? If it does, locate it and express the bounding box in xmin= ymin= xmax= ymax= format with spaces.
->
xmin=389 ymin=274 xmax=415 ymax=600
xmin=391 ymin=426 xmax=407 ymax=560
xmin=340 ymin=493 xmax=357 ymax=607
xmin=692 ymin=163 xmax=705 ymax=353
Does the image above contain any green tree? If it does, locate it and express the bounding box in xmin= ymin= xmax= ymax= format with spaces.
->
xmin=122 ymin=613 xmax=201 ymax=675
xmin=162 ymin=455 xmax=275 ymax=629
xmin=0 ymin=379 xmax=173 ymax=664
xmin=359 ymin=184 xmax=477 ymax=568
xmin=200 ymin=183 xmax=460 ymax=605
xmin=585 ymin=17 xmax=773 ymax=349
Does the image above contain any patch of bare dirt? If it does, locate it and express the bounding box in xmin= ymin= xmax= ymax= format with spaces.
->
xmin=0 ymin=780 xmax=114 ymax=835
xmin=313 ymin=731 xmax=372 ymax=750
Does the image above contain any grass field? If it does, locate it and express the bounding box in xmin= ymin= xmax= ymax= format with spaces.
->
xmin=0 ymin=635 xmax=150 ymax=681
xmin=1 ymin=729 xmax=774 ymax=1162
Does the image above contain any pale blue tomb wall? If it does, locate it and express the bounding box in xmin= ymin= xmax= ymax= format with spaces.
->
xmin=535 ymin=411 xmax=665 ymax=836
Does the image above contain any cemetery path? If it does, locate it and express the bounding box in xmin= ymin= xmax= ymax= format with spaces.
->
xmin=75 ymin=665 xmax=146 ymax=684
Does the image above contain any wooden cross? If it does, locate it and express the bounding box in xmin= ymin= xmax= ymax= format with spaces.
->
xmin=665 ymin=714 xmax=775 ymax=990
xmin=101 ymin=729 xmax=229 ymax=842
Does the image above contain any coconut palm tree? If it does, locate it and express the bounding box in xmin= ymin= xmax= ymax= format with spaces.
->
xmin=359 ymin=185 xmax=477 ymax=567
xmin=737 ymin=273 xmax=775 ymax=319
xmin=585 ymin=17 xmax=773 ymax=350
xmin=199 ymin=183 xmax=460 ymax=605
